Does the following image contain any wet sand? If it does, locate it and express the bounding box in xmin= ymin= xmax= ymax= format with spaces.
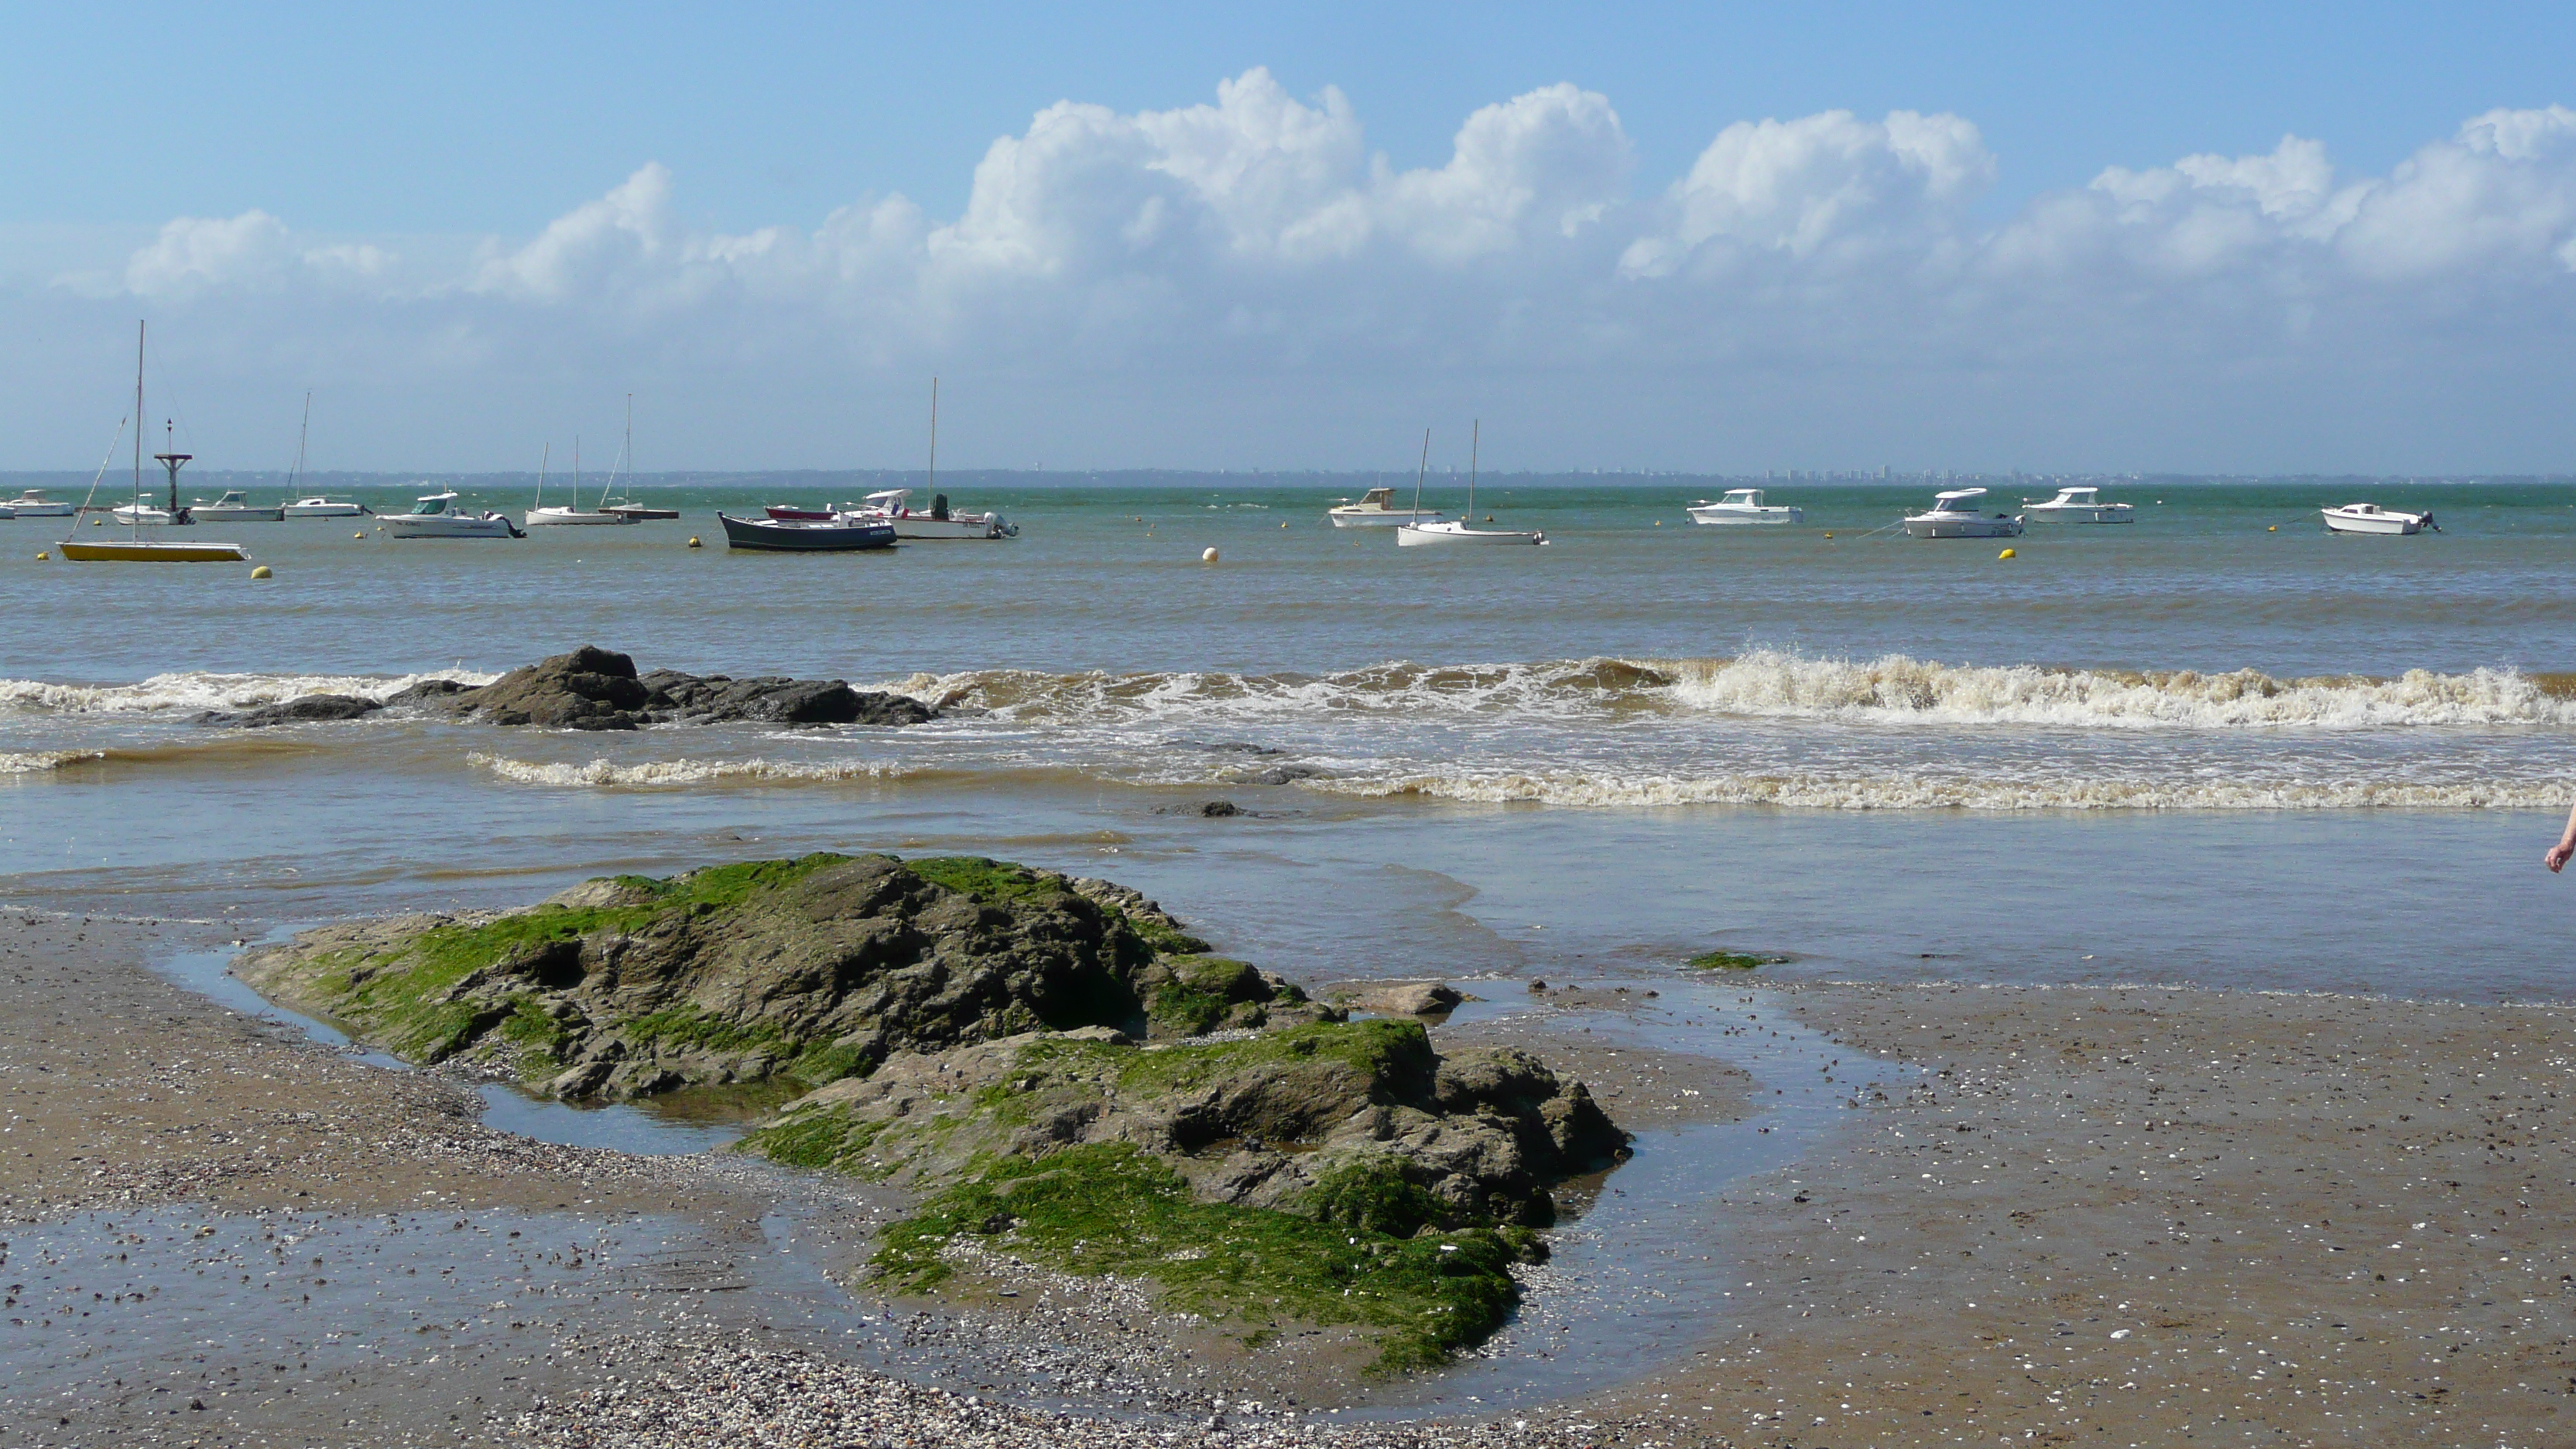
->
xmin=1584 ymin=981 xmax=2576 ymax=1447
xmin=12 ymin=918 xmax=2576 ymax=1447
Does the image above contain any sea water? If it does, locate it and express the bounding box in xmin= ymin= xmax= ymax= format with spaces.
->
xmin=1 ymin=478 xmax=2571 ymax=999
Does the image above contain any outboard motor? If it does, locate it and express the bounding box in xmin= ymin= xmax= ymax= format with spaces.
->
xmin=930 ymin=493 xmax=951 ymax=520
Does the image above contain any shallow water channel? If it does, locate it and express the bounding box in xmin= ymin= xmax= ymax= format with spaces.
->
xmin=124 ymin=941 xmax=1900 ymax=1418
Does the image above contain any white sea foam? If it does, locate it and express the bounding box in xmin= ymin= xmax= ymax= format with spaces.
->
xmin=0 ymin=668 xmax=498 ymax=717
xmin=1660 ymin=649 xmax=2574 ymax=729
xmin=1317 ymin=769 xmax=2571 ymax=811
xmin=0 ymin=750 xmax=97 ymax=774
xmin=879 ymin=651 xmax=2576 ymax=732
xmin=470 ymin=754 xmax=905 ymax=787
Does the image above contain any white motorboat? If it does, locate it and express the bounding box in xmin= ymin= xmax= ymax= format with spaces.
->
xmin=283 ymin=495 xmax=368 ymax=519
xmin=1329 ymin=485 xmax=1444 ymax=528
xmin=2321 ymin=502 xmax=2437 ymax=536
xmin=846 ymin=488 xmax=1016 ymax=540
xmin=1901 ymin=488 xmax=2025 ymax=540
xmin=109 ymin=502 xmax=183 ymax=526
xmin=2021 ymin=486 xmax=2133 ymax=524
xmin=1687 ymin=488 xmax=1803 ymax=526
xmin=190 ymin=488 xmax=284 ymax=522
xmin=384 ymin=491 xmax=524 ymax=539
xmin=1395 ymin=423 xmax=1547 ymax=547
xmin=2 ymin=489 xmax=75 ymax=517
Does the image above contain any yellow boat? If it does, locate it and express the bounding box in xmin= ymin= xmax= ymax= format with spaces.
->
xmin=59 ymin=322 xmax=250 ymax=564
xmin=59 ymin=539 xmax=249 ymax=563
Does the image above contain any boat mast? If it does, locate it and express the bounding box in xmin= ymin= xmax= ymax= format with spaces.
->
xmin=602 ymin=394 xmax=629 ymax=509
xmin=133 ymin=322 xmax=144 ymax=530
xmin=289 ymin=391 xmax=310 ymax=496
xmin=1411 ymin=429 xmax=1428 ymax=517
xmin=927 ymin=376 xmax=939 ymax=499
xmin=535 ymin=443 xmax=549 ymax=509
xmin=1468 ymin=419 xmax=1478 ymax=520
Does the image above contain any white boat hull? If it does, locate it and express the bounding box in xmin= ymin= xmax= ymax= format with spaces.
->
xmin=110 ymin=505 xmax=182 ymax=526
xmin=1902 ymin=513 xmax=2025 ymax=539
xmin=1396 ymin=521 xmax=1547 ymax=546
xmin=525 ymin=507 xmax=635 ymax=527
xmin=2321 ymin=509 xmax=2424 ymax=536
xmin=865 ymin=514 xmax=1017 ymax=540
xmin=386 ymin=515 xmax=519 ymax=538
xmin=1331 ymin=509 xmax=1444 ymax=528
xmin=282 ymin=503 xmax=368 ymax=519
xmin=2022 ymin=505 xmax=2132 ymax=524
xmin=190 ymin=505 xmax=286 ymax=522
xmin=1686 ymin=505 xmax=1803 ymax=526
xmin=3 ymin=502 xmax=74 ymax=517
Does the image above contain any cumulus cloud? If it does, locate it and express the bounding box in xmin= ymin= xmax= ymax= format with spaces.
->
xmin=20 ymin=73 xmax=2576 ymax=470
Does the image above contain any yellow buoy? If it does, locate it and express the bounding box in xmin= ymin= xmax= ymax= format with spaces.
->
xmin=353 ymin=532 xmax=364 ymax=540
xmin=687 ymin=536 xmax=702 ymax=548
xmin=1999 ymin=547 xmax=2017 ymax=560
xmin=35 ymin=551 xmax=48 ymax=560
xmin=1823 ymin=532 xmax=1833 ymax=539
xmin=1202 ymin=546 xmax=1220 ymax=562
xmin=250 ymin=564 xmax=272 ymax=580
xmin=92 ymin=518 xmax=104 ymax=527
xmin=2268 ymin=525 xmax=2277 ymax=532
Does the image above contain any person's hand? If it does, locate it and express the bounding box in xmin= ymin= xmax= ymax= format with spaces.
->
xmin=2550 ymin=841 xmax=2574 ymax=873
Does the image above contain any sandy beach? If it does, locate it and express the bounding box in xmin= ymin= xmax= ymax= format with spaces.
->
xmin=9 ymin=920 xmax=2574 ymax=1447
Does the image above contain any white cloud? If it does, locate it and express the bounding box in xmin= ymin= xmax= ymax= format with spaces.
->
xmin=1620 ymin=109 xmax=1990 ymax=277
xmin=20 ymin=78 xmax=2576 ymax=471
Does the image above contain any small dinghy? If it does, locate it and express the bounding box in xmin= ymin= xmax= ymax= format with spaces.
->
xmin=2321 ymin=502 xmax=2437 ymax=536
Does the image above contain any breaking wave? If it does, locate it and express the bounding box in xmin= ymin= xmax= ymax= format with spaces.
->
xmin=1318 ymin=770 xmax=2571 ymax=812
xmin=470 ymin=754 xmax=907 ymax=788
xmin=0 ymin=667 xmax=498 ymax=717
xmin=0 ymin=750 xmax=99 ymax=774
xmin=877 ymin=651 xmax=2575 ymax=731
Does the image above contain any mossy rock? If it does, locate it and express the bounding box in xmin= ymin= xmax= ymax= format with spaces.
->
xmin=1687 ymin=949 xmax=1789 ymax=971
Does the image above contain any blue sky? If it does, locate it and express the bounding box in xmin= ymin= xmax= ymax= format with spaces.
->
xmin=7 ymin=2 xmax=2576 ymax=471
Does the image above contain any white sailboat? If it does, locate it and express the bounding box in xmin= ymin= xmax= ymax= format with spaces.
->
xmin=597 ymin=396 xmax=680 ymax=519
xmin=275 ymin=392 xmax=368 ymax=517
xmin=1396 ymin=422 xmax=1547 ymax=546
xmin=526 ymin=434 xmax=633 ymax=526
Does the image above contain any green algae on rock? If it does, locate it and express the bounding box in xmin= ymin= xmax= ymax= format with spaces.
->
xmin=233 ymin=853 xmax=1327 ymax=1101
xmin=737 ymin=1014 xmax=1628 ymax=1369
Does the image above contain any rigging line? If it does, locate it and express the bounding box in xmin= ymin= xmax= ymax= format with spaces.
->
xmin=68 ymin=414 xmax=129 ymax=539
xmin=139 ymin=327 xmax=200 ymax=459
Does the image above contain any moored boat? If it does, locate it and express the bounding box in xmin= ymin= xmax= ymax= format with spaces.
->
xmin=1394 ymin=423 xmax=1547 ymax=547
xmin=716 ymin=512 xmax=898 ymax=552
xmin=1329 ymin=486 xmax=1443 ymax=528
xmin=2021 ymin=486 xmax=2134 ymax=524
xmin=189 ymin=489 xmax=285 ymax=522
xmin=282 ymin=495 xmax=370 ymax=519
xmin=384 ymin=491 xmax=525 ymax=538
xmin=847 ymin=488 xmax=1017 ymax=539
xmin=2321 ymin=502 xmax=2437 ymax=536
xmin=523 ymin=438 xmax=632 ymax=526
xmin=58 ymin=324 xmax=249 ymax=563
xmin=1686 ymin=488 xmax=1803 ymax=526
xmin=1901 ymin=488 xmax=2024 ymax=539
xmin=2 ymin=489 xmax=76 ymax=517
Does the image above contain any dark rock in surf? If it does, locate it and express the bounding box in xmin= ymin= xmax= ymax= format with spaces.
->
xmin=403 ymin=646 xmax=938 ymax=730
xmin=194 ymin=694 xmax=384 ymax=728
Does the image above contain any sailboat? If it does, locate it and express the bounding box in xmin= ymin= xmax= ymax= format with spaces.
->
xmin=526 ymin=433 xmax=634 ymax=526
xmin=60 ymin=323 xmax=249 ymax=563
xmin=1396 ymin=421 xmax=1547 ymax=546
xmin=598 ymin=396 xmax=678 ymax=519
xmin=276 ymin=392 xmax=368 ymax=517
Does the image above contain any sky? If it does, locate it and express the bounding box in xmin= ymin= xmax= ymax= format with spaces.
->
xmin=7 ymin=2 xmax=2576 ymax=474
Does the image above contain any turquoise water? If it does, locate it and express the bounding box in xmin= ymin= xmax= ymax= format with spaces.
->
xmin=1 ymin=478 xmax=2572 ymax=1000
